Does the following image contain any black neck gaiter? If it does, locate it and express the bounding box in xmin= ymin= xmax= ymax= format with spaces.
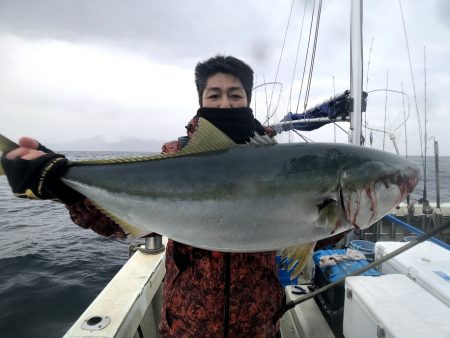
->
xmin=196 ymin=107 xmax=266 ymax=144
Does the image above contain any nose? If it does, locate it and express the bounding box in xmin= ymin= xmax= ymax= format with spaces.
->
xmin=218 ymin=97 xmax=232 ymax=108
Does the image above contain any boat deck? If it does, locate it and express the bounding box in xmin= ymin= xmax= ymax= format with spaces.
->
xmin=64 ymin=246 xmax=335 ymax=338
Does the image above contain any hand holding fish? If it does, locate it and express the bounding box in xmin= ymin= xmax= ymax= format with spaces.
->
xmin=0 ymin=135 xmax=127 ymax=238
xmin=0 ymin=136 xmax=84 ymax=205
xmin=4 ymin=137 xmax=47 ymax=160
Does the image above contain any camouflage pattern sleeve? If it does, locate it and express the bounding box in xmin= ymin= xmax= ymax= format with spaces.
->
xmin=66 ymin=199 xmax=126 ymax=238
xmin=161 ymin=117 xmax=199 ymax=155
xmin=161 ymin=140 xmax=182 ymax=155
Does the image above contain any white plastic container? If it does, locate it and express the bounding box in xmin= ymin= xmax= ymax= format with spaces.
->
xmin=343 ymin=274 xmax=450 ymax=338
xmin=375 ymin=241 xmax=450 ymax=307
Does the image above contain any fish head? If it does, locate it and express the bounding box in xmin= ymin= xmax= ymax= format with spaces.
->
xmin=336 ymin=152 xmax=420 ymax=230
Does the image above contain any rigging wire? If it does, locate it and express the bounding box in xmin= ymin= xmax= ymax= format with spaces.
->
xmin=398 ymin=0 xmax=423 ymax=157
xmin=292 ymin=129 xmax=313 ymax=142
xmin=383 ymin=71 xmax=389 ymax=150
xmin=401 ymin=82 xmax=409 ymax=157
xmin=334 ymin=122 xmax=349 ymax=135
xmin=364 ymin=89 xmax=411 ymax=134
xmin=254 ymin=82 xmax=284 ymax=91
xmin=253 ymin=74 xmax=258 ymax=119
xmin=268 ymin=0 xmax=296 ymax=115
xmin=303 ymin=0 xmax=323 ymax=110
xmin=333 ymin=76 xmax=337 ymax=142
xmin=263 ymin=75 xmax=270 ymax=122
xmin=257 ymin=81 xmax=284 ymax=124
xmin=286 ymin=0 xmax=310 ymax=142
xmin=294 ymin=0 xmax=317 ymax=115
xmin=287 ymin=0 xmax=310 ymax=113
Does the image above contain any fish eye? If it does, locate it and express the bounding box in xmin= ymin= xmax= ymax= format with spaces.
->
xmin=316 ymin=198 xmax=337 ymax=211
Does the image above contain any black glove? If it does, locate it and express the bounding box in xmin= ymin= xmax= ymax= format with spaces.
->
xmin=1 ymin=144 xmax=85 ymax=205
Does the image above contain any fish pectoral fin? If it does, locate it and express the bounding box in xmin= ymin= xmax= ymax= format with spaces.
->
xmin=281 ymin=242 xmax=316 ymax=280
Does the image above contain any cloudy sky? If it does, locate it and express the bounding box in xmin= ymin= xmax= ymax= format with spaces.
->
xmin=0 ymin=0 xmax=448 ymax=155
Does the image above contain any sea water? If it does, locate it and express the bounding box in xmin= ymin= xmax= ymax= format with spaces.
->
xmin=0 ymin=153 xmax=448 ymax=338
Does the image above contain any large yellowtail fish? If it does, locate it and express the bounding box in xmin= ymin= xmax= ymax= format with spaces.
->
xmin=0 ymin=119 xmax=419 ymax=253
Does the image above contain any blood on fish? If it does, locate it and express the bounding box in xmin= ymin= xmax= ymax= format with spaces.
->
xmin=365 ymin=185 xmax=377 ymax=224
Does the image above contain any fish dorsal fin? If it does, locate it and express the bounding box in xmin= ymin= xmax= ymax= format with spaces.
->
xmin=247 ymin=133 xmax=277 ymax=145
xmin=74 ymin=118 xmax=237 ymax=166
xmin=181 ymin=117 xmax=236 ymax=154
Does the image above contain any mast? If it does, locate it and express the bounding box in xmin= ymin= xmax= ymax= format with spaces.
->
xmin=345 ymin=0 xmax=363 ymax=244
xmin=349 ymin=0 xmax=363 ymax=145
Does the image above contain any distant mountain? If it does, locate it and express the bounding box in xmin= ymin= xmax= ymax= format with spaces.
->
xmin=47 ymin=135 xmax=164 ymax=152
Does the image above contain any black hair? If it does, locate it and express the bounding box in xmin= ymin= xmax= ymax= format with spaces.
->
xmin=194 ymin=55 xmax=254 ymax=107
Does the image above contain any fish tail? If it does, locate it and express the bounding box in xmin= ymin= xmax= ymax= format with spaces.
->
xmin=0 ymin=134 xmax=19 ymax=176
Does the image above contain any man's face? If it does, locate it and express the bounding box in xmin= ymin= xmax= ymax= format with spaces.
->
xmin=202 ymin=73 xmax=248 ymax=108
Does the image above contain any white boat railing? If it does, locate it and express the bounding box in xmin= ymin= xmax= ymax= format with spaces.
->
xmin=64 ymin=244 xmax=166 ymax=338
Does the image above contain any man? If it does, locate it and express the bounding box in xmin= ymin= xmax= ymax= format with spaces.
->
xmin=1 ymin=55 xmax=285 ymax=337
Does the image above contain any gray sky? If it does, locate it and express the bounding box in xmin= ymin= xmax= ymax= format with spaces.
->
xmin=0 ymin=0 xmax=448 ymax=155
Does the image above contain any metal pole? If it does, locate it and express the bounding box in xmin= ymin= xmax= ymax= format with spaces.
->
xmin=145 ymin=235 xmax=163 ymax=252
xmin=345 ymin=0 xmax=363 ymax=245
xmin=349 ymin=0 xmax=363 ymax=146
xmin=422 ymin=46 xmax=428 ymax=206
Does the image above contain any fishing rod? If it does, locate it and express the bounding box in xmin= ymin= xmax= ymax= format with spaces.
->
xmin=283 ymin=219 xmax=450 ymax=314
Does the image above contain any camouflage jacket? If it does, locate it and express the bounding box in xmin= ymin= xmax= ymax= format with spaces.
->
xmin=67 ymin=117 xmax=284 ymax=337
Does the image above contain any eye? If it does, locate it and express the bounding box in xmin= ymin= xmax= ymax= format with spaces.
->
xmin=231 ymin=94 xmax=243 ymax=100
xmin=207 ymin=94 xmax=219 ymax=100
xmin=316 ymin=198 xmax=336 ymax=212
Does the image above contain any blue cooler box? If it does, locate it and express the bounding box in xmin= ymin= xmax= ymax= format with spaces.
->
xmin=312 ymin=249 xmax=382 ymax=338
xmin=313 ymin=249 xmax=382 ymax=310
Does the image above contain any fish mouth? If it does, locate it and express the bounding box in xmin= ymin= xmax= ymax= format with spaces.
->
xmin=341 ymin=167 xmax=420 ymax=230
xmin=392 ymin=169 xmax=421 ymax=197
